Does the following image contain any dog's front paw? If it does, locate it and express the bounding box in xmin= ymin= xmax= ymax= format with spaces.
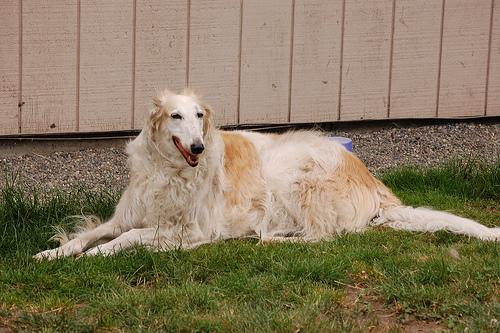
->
xmin=33 ymin=239 xmax=84 ymax=261
xmin=33 ymin=248 xmax=62 ymax=261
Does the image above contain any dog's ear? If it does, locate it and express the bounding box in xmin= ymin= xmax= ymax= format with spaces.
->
xmin=152 ymin=96 xmax=162 ymax=109
xmin=149 ymin=96 xmax=166 ymax=132
xmin=202 ymin=104 xmax=214 ymax=141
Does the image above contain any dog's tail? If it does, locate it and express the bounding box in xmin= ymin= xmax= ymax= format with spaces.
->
xmin=373 ymin=205 xmax=500 ymax=241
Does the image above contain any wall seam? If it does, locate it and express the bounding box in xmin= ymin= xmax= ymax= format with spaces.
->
xmin=131 ymin=0 xmax=137 ymax=129
xmin=484 ymin=0 xmax=495 ymax=116
xmin=185 ymin=0 xmax=191 ymax=87
xmin=287 ymin=0 xmax=296 ymax=123
xmin=435 ymin=0 xmax=446 ymax=117
xmin=76 ymin=0 xmax=81 ymax=131
xmin=236 ymin=0 xmax=244 ymax=124
xmin=18 ymin=0 xmax=23 ymax=134
xmin=337 ymin=0 xmax=346 ymax=120
xmin=387 ymin=0 xmax=397 ymax=118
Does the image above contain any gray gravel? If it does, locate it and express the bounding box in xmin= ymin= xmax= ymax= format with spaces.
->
xmin=1 ymin=121 xmax=498 ymax=194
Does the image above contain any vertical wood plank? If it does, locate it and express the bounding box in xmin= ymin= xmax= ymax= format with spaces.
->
xmin=438 ymin=0 xmax=491 ymax=117
xmin=486 ymin=0 xmax=500 ymax=116
xmin=239 ymin=0 xmax=292 ymax=124
xmin=22 ymin=0 xmax=77 ymax=134
xmin=0 ymin=0 xmax=19 ymax=135
xmin=290 ymin=0 xmax=342 ymax=123
xmin=79 ymin=1 xmax=133 ymax=132
xmin=189 ymin=0 xmax=240 ymax=126
xmin=340 ymin=0 xmax=393 ymax=121
xmin=134 ymin=0 xmax=187 ymax=128
xmin=390 ymin=0 xmax=442 ymax=118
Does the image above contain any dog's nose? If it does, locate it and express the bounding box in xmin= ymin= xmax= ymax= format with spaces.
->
xmin=190 ymin=142 xmax=205 ymax=154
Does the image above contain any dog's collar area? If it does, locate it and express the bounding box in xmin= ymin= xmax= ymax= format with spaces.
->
xmin=172 ymin=136 xmax=199 ymax=167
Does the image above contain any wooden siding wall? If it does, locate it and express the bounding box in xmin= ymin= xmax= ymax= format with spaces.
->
xmin=0 ymin=0 xmax=499 ymax=135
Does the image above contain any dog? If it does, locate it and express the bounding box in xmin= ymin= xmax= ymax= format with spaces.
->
xmin=34 ymin=89 xmax=500 ymax=260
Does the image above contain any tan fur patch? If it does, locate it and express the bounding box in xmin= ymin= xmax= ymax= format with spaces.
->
xmin=339 ymin=150 xmax=379 ymax=190
xmin=338 ymin=150 xmax=401 ymax=206
xmin=149 ymin=98 xmax=169 ymax=133
xmin=149 ymin=89 xmax=176 ymax=132
xmin=202 ymin=105 xmax=213 ymax=142
xmin=222 ymin=132 xmax=262 ymax=206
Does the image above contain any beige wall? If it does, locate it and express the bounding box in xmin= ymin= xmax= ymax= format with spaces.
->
xmin=0 ymin=0 xmax=499 ymax=135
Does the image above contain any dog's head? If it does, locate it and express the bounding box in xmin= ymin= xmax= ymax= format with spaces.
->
xmin=149 ymin=89 xmax=213 ymax=167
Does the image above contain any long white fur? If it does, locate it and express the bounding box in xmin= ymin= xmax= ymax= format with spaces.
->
xmin=34 ymin=90 xmax=499 ymax=260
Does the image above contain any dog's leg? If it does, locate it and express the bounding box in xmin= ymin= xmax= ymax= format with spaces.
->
xmin=84 ymin=227 xmax=172 ymax=256
xmin=34 ymin=189 xmax=146 ymax=260
xmin=84 ymin=226 xmax=217 ymax=256
xmin=34 ymin=219 xmax=130 ymax=260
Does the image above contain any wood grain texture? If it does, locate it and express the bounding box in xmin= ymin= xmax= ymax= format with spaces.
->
xmin=79 ymin=0 xmax=133 ymax=132
xmin=486 ymin=0 xmax=500 ymax=116
xmin=390 ymin=0 xmax=442 ymax=118
xmin=134 ymin=0 xmax=187 ymax=129
xmin=2 ymin=1 xmax=499 ymax=136
xmin=340 ymin=0 xmax=393 ymax=121
xmin=239 ymin=0 xmax=292 ymax=124
xmin=438 ymin=0 xmax=491 ymax=117
xmin=0 ymin=0 xmax=19 ymax=135
xmin=290 ymin=0 xmax=342 ymax=123
xmin=22 ymin=0 xmax=77 ymax=134
xmin=189 ymin=0 xmax=241 ymax=126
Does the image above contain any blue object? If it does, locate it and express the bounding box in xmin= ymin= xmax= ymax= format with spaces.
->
xmin=328 ymin=136 xmax=353 ymax=152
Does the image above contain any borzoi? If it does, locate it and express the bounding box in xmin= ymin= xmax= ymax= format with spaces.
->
xmin=34 ymin=89 xmax=499 ymax=260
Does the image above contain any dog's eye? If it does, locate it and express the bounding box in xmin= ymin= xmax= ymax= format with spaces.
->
xmin=171 ymin=113 xmax=183 ymax=120
xmin=196 ymin=113 xmax=204 ymax=119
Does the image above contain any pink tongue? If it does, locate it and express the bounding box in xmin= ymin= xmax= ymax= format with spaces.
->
xmin=187 ymin=154 xmax=198 ymax=165
xmin=173 ymin=136 xmax=199 ymax=167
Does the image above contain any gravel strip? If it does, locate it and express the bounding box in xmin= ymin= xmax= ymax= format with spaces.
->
xmin=1 ymin=121 xmax=498 ymax=194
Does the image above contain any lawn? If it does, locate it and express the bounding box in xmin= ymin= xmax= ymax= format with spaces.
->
xmin=0 ymin=160 xmax=499 ymax=332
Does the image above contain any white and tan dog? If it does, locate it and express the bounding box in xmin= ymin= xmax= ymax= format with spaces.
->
xmin=34 ymin=89 xmax=500 ymax=260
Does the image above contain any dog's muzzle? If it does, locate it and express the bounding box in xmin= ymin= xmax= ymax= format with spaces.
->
xmin=173 ymin=136 xmax=201 ymax=167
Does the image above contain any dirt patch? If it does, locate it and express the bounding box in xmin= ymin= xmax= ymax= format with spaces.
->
xmin=342 ymin=287 xmax=443 ymax=332
xmin=0 ymin=307 xmax=16 ymax=333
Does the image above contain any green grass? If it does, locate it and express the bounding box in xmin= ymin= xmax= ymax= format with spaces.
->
xmin=0 ymin=159 xmax=499 ymax=332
